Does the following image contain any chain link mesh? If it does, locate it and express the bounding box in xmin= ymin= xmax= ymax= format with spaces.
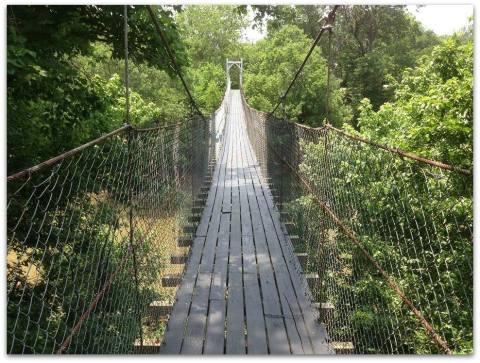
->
xmin=7 ymin=84 xmax=472 ymax=354
xmin=7 ymin=115 xmax=214 ymax=354
xmin=242 ymin=91 xmax=473 ymax=354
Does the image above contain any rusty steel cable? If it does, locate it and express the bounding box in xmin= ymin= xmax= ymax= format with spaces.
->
xmin=7 ymin=126 xmax=131 ymax=182
xmin=324 ymin=28 xmax=333 ymax=125
xmin=269 ymin=5 xmax=340 ymax=116
xmin=324 ymin=124 xmax=472 ymax=175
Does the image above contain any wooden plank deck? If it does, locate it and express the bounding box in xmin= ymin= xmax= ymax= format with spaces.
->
xmin=160 ymin=90 xmax=331 ymax=355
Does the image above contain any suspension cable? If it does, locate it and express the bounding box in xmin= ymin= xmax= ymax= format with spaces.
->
xmin=269 ymin=5 xmax=340 ymax=116
xmin=146 ymin=5 xmax=205 ymax=119
xmin=123 ymin=5 xmax=144 ymax=350
xmin=124 ymin=5 xmax=130 ymax=125
xmin=324 ymin=28 xmax=333 ymax=125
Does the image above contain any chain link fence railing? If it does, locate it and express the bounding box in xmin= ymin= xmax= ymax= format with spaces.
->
xmin=7 ymin=113 xmax=215 ymax=354
xmin=241 ymin=91 xmax=473 ymax=355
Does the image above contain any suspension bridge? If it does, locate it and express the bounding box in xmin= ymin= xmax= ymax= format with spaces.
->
xmin=7 ymin=5 xmax=472 ymax=355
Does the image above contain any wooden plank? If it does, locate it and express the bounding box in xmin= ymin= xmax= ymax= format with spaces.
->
xmin=239 ymin=116 xmax=290 ymax=354
xmin=195 ymin=108 xmax=230 ymax=238
xmin=182 ymin=95 xmax=232 ymax=354
xmin=226 ymin=272 xmax=245 ymax=354
xmin=247 ymin=134 xmax=331 ymax=354
xmin=331 ymin=341 xmax=354 ymax=354
xmin=264 ymin=197 xmax=330 ymax=352
xmin=204 ymin=213 xmax=230 ymax=353
xmin=161 ymin=113 xmax=231 ymax=354
xmin=198 ymin=111 xmax=230 ymax=273
xmin=243 ymin=273 xmax=268 ymax=354
xmin=181 ymin=337 xmax=204 ymax=354
xmin=275 ymin=272 xmax=309 ymax=354
xmin=161 ymin=90 xmax=332 ymax=355
xmin=181 ymin=136 xmax=230 ymax=353
xmin=204 ymin=300 xmax=226 ymax=354
xmin=225 ymin=103 xmax=246 ymax=354
xmin=171 ymin=253 xmax=188 ymax=265
xmin=265 ymin=317 xmax=290 ymax=354
xmin=134 ymin=340 xmax=161 ymax=354
xmin=182 ymin=272 xmax=211 ymax=354
xmin=242 ymin=140 xmax=301 ymax=355
xmin=148 ymin=301 xmax=172 ymax=317
xmin=177 ymin=235 xmax=192 ymax=247
xmin=235 ymin=96 xmax=267 ymax=354
xmin=160 ymin=236 xmax=206 ymax=354
xmin=239 ymin=94 xmax=319 ymax=355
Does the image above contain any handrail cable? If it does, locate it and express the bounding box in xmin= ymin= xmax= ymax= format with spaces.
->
xmin=6 ymin=121 xmax=196 ymax=182
xmin=247 ymin=96 xmax=471 ymax=176
xmin=325 ymin=124 xmax=472 ymax=176
xmin=7 ymin=125 xmax=131 ymax=182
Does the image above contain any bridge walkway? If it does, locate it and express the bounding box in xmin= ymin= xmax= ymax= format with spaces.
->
xmin=160 ymin=90 xmax=331 ymax=354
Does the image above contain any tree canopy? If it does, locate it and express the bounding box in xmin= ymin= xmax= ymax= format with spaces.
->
xmin=7 ymin=3 xmax=472 ymax=176
xmin=354 ymin=36 xmax=473 ymax=169
xmin=245 ymin=5 xmax=439 ymax=120
xmin=242 ymin=25 xmax=351 ymax=126
xmin=7 ymin=5 xmax=186 ymax=173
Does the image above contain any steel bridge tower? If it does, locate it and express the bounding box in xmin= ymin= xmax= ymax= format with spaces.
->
xmin=226 ymin=59 xmax=243 ymax=89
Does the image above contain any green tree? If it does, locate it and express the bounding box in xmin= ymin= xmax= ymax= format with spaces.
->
xmin=335 ymin=6 xmax=438 ymax=116
xmin=176 ymin=5 xmax=248 ymax=114
xmin=177 ymin=5 xmax=247 ymax=66
xmin=245 ymin=5 xmax=439 ymax=123
xmin=73 ymin=42 xmax=190 ymax=124
xmin=188 ymin=63 xmax=225 ymax=114
xmin=7 ymin=5 xmax=186 ymax=174
xmin=243 ymin=25 xmax=351 ymax=126
xmin=354 ymin=36 xmax=473 ymax=169
xmin=243 ymin=5 xmax=328 ymax=39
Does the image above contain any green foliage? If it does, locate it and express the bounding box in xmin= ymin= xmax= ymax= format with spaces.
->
xmin=7 ymin=59 xmax=115 ymax=173
xmin=243 ymin=25 xmax=352 ymax=126
xmin=177 ymin=5 xmax=248 ymax=66
xmin=188 ymin=63 xmax=225 ymax=114
xmin=244 ymin=5 xmax=327 ymax=39
xmin=74 ymin=42 xmax=189 ymax=124
xmin=7 ymin=5 xmax=186 ymax=174
xmin=335 ymin=6 xmax=439 ymax=114
xmin=8 ymin=5 xmax=186 ymax=75
xmin=247 ymin=5 xmax=439 ymax=123
xmin=355 ymin=37 xmax=473 ymax=169
xmin=176 ymin=5 xmax=248 ymax=114
xmin=294 ymin=132 xmax=472 ymax=353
